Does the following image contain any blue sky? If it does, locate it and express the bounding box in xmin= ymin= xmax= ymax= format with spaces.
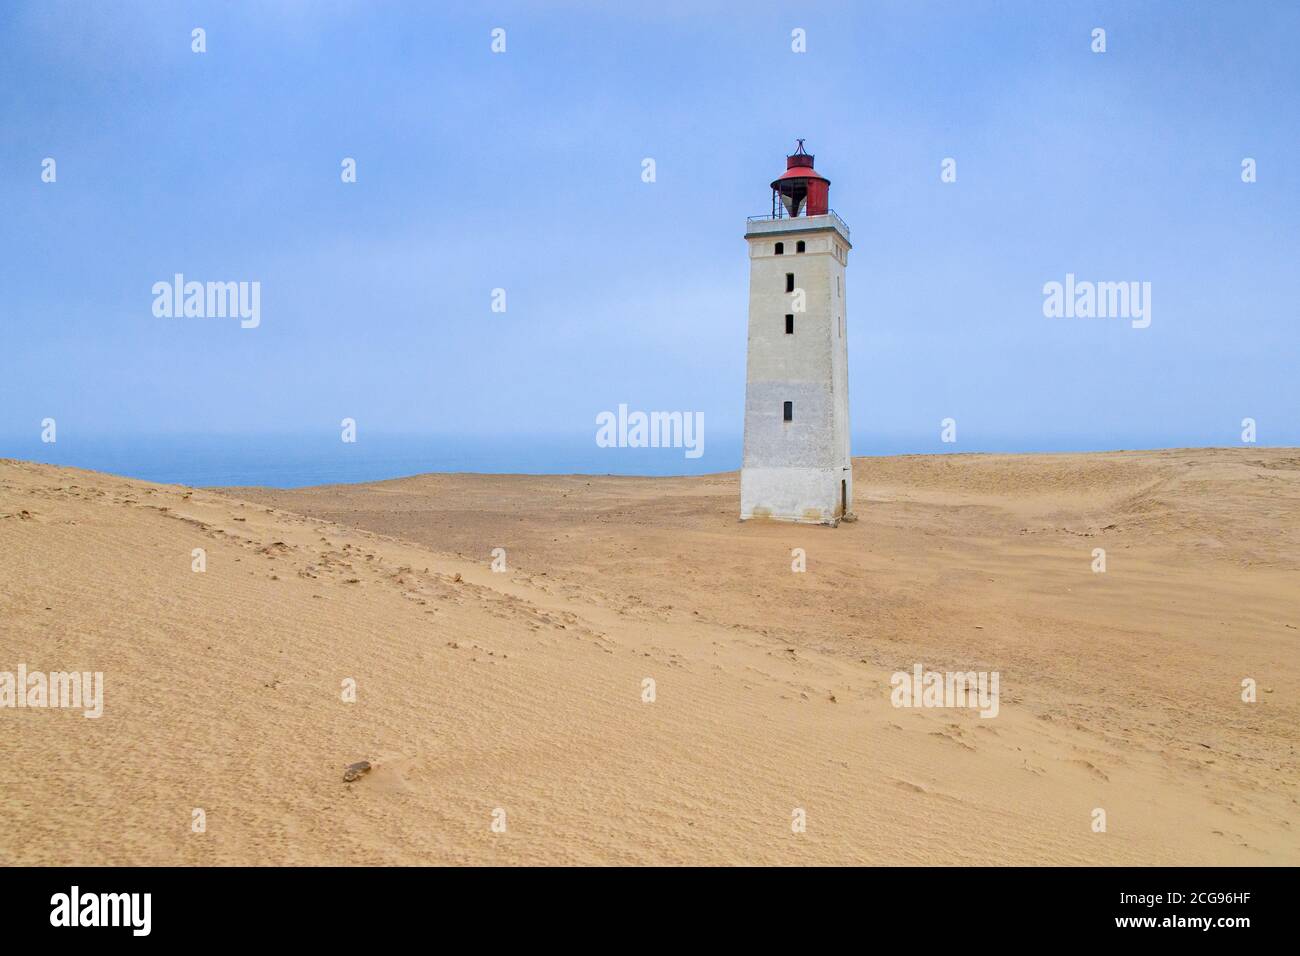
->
xmin=2 ymin=0 xmax=1297 ymax=474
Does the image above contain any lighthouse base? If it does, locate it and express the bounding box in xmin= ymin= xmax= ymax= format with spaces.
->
xmin=740 ymin=466 xmax=851 ymax=527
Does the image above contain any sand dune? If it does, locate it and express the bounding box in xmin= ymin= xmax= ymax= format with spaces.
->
xmin=1 ymin=448 xmax=1296 ymax=864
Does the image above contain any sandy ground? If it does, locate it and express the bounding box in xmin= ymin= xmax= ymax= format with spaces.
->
xmin=1 ymin=448 xmax=1296 ymax=865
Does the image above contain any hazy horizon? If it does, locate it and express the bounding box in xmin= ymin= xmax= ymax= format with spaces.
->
xmin=3 ymin=428 xmax=1292 ymax=489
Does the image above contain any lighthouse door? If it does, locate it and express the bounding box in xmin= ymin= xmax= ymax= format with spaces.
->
xmin=840 ymin=480 xmax=847 ymax=516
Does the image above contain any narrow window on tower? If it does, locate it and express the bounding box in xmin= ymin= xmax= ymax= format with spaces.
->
xmin=785 ymin=273 xmax=794 ymax=293
xmin=796 ymin=240 xmax=806 ymax=253
xmin=774 ymin=242 xmax=784 ymax=255
xmin=785 ymin=314 xmax=794 ymax=334
xmin=783 ymin=401 xmax=793 ymax=422
xmin=837 ymin=276 xmax=841 ymax=297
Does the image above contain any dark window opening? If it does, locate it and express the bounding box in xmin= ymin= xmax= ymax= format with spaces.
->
xmin=774 ymin=242 xmax=784 ymax=255
xmin=785 ymin=273 xmax=794 ymax=293
xmin=796 ymin=240 xmax=806 ymax=253
xmin=784 ymin=314 xmax=794 ymax=334
xmin=783 ymin=401 xmax=793 ymax=422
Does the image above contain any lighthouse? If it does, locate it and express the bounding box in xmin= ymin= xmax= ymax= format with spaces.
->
xmin=740 ymin=141 xmax=853 ymax=525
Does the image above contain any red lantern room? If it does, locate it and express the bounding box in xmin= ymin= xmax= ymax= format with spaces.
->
xmin=770 ymin=139 xmax=830 ymax=218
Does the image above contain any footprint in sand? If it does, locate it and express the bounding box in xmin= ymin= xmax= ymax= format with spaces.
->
xmin=1067 ymin=758 xmax=1109 ymax=782
xmin=892 ymin=779 xmax=930 ymax=794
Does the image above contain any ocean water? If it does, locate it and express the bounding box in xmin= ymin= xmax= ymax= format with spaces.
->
xmin=1 ymin=431 xmax=1247 ymax=489
xmin=0 ymin=432 xmax=746 ymax=488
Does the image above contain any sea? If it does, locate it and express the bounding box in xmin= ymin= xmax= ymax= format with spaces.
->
xmin=0 ymin=432 xmax=746 ymax=488
xmin=0 ymin=431 xmax=1228 ymax=489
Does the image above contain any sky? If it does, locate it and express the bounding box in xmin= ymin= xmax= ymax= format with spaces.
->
xmin=1 ymin=0 xmax=1297 ymax=477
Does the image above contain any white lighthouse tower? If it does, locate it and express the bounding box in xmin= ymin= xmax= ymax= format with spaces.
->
xmin=740 ymin=141 xmax=852 ymax=525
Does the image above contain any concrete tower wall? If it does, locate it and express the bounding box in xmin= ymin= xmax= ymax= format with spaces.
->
xmin=741 ymin=217 xmax=851 ymax=524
